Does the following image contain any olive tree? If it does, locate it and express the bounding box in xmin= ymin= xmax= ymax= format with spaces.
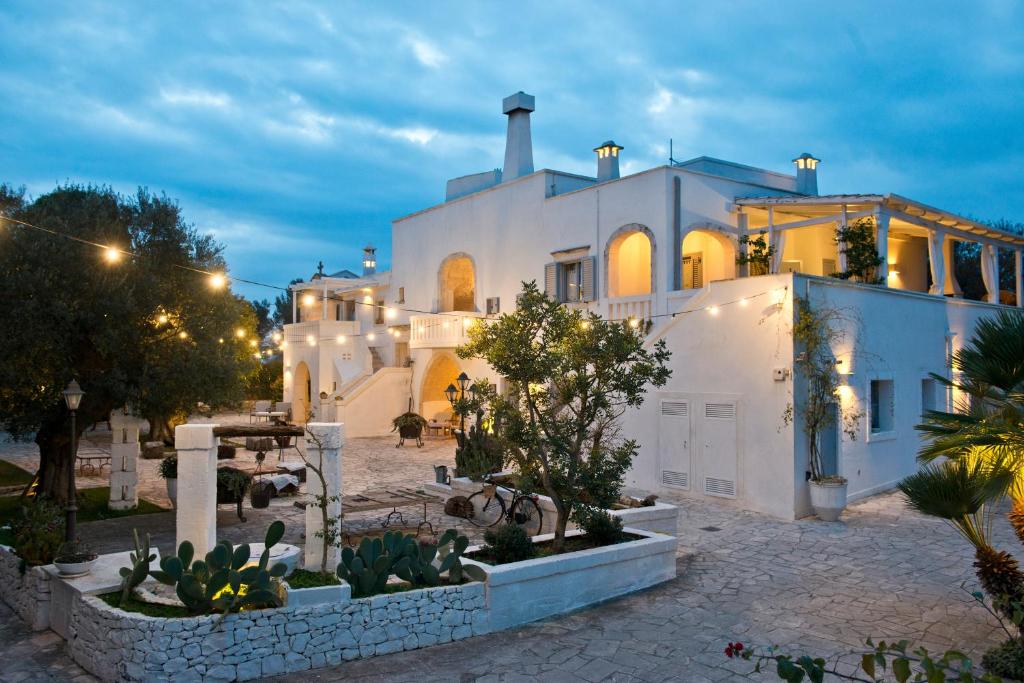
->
xmin=457 ymin=281 xmax=671 ymax=551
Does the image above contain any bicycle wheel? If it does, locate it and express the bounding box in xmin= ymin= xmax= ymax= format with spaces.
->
xmin=465 ymin=489 xmax=507 ymax=527
xmin=510 ymin=496 xmax=543 ymax=537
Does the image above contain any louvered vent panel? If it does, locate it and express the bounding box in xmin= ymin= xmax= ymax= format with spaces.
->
xmin=704 ymin=477 xmax=736 ymax=498
xmin=662 ymin=470 xmax=688 ymax=489
xmin=661 ymin=401 xmax=688 ymax=416
xmin=705 ymin=402 xmax=736 ymax=420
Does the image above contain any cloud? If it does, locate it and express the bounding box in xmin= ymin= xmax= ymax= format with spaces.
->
xmin=406 ymin=35 xmax=448 ymax=68
xmin=159 ymin=87 xmax=232 ymax=109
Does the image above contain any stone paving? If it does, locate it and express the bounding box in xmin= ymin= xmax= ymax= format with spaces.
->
xmin=0 ymin=424 xmax=1017 ymax=682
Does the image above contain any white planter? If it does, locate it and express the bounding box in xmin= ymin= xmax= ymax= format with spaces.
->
xmin=809 ymin=479 xmax=848 ymax=521
xmin=283 ymin=581 xmax=350 ymax=607
xmin=53 ymin=556 xmax=99 ymax=577
xmin=462 ymin=527 xmax=677 ymax=632
xmin=165 ymin=478 xmax=177 ymax=507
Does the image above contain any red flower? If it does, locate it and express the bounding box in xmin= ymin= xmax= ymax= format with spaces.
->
xmin=724 ymin=642 xmax=744 ymax=658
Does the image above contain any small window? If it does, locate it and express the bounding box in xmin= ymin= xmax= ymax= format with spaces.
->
xmin=870 ymin=379 xmax=895 ymax=433
xmin=375 ymin=299 xmax=385 ymax=325
xmin=486 ymin=297 xmax=500 ymax=315
xmin=921 ymin=378 xmax=940 ymax=415
xmin=563 ymin=261 xmax=584 ymax=302
xmin=397 ymin=287 xmax=405 ymax=304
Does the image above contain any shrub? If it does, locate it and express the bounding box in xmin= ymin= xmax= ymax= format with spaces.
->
xmin=157 ymin=455 xmax=177 ymax=479
xmin=10 ymin=498 xmax=65 ymax=566
xmin=982 ymin=638 xmax=1024 ymax=680
xmin=481 ymin=523 xmax=535 ymax=564
xmin=217 ymin=467 xmax=251 ymax=499
xmin=577 ymin=508 xmax=625 ymax=546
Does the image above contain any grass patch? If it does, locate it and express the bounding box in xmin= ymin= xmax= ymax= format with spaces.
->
xmin=286 ymin=568 xmax=341 ymax=589
xmin=467 ymin=532 xmax=642 ymax=566
xmin=0 ymin=487 xmax=167 ymax=526
xmin=0 ymin=460 xmax=34 ymax=488
xmin=98 ymin=591 xmax=191 ymax=618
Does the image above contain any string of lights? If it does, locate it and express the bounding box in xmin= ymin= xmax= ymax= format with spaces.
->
xmin=1 ymin=213 xmax=789 ymax=354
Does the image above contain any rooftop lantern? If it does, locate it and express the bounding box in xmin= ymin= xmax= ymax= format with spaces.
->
xmin=594 ymin=140 xmax=624 ymax=182
xmin=792 ymin=152 xmax=821 ymax=196
xmin=362 ymin=245 xmax=377 ymax=276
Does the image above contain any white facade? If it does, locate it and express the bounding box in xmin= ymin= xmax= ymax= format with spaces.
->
xmin=284 ymin=92 xmax=1024 ymax=518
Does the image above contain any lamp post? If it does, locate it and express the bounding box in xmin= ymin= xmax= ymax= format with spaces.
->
xmin=445 ymin=372 xmax=476 ymax=441
xmin=62 ymin=379 xmax=85 ymax=543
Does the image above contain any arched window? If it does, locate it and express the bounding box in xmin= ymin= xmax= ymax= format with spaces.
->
xmin=606 ymin=225 xmax=655 ymax=297
xmin=419 ymin=353 xmax=461 ymax=420
xmin=438 ymin=254 xmax=476 ymax=312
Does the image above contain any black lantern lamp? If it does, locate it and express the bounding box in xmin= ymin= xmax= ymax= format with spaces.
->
xmin=62 ymin=380 xmax=85 ymax=543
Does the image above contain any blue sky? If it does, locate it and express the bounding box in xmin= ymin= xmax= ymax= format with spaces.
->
xmin=1 ymin=1 xmax=1022 ymax=300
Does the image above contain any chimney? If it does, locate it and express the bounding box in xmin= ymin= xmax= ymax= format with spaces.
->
xmin=594 ymin=140 xmax=623 ymax=182
xmin=362 ymin=244 xmax=376 ymax=276
xmin=792 ymin=152 xmax=820 ymax=195
xmin=502 ymin=91 xmax=535 ymax=181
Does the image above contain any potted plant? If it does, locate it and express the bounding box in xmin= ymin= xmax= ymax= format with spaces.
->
xmin=790 ymin=298 xmax=858 ymax=521
xmin=158 ymin=454 xmax=178 ymax=507
xmin=53 ymin=539 xmax=99 ymax=577
xmin=217 ymin=467 xmax=252 ymax=521
xmin=392 ymin=411 xmax=427 ymax=447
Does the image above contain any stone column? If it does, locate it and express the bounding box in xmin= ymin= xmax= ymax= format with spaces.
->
xmin=108 ymin=408 xmax=140 ymax=511
xmin=174 ymin=423 xmax=219 ymax=557
xmin=303 ymin=423 xmax=344 ymax=572
xmin=875 ymin=212 xmax=890 ymax=283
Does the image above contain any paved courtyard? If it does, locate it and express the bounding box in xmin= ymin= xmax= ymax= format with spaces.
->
xmin=0 ymin=425 xmax=1014 ymax=682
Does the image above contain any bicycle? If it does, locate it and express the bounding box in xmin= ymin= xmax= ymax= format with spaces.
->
xmin=465 ymin=474 xmax=544 ymax=536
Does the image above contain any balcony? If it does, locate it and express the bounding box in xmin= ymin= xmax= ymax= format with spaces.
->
xmin=604 ymin=295 xmax=652 ymax=323
xmin=284 ymin=319 xmax=361 ymax=346
xmin=409 ymin=313 xmax=484 ymax=349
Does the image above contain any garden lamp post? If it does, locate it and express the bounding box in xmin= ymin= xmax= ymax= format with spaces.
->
xmin=446 ymin=372 xmax=473 ymax=439
xmin=62 ymin=379 xmax=85 ymax=543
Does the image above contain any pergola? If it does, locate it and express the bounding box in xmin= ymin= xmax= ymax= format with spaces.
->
xmin=735 ymin=194 xmax=1024 ymax=305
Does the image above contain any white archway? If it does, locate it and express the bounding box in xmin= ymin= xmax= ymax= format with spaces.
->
xmin=293 ymin=361 xmax=312 ymax=423
xmin=605 ymin=224 xmax=656 ymax=297
xmin=680 ymin=227 xmax=736 ymax=289
xmin=438 ymin=253 xmax=477 ymax=312
xmin=419 ymin=353 xmax=461 ymax=421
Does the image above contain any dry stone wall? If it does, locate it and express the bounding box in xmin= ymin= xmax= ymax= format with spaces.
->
xmin=0 ymin=545 xmax=52 ymax=631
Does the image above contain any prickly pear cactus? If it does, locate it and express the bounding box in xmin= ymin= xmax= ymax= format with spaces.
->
xmin=118 ymin=528 xmax=157 ymax=603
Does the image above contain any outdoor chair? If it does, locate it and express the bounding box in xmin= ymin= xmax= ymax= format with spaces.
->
xmin=427 ymin=412 xmax=453 ymax=437
xmin=273 ymin=401 xmax=292 ymax=423
xmin=250 ymin=400 xmax=272 ymax=423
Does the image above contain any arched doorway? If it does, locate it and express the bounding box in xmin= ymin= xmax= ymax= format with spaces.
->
xmin=680 ymin=229 xmax=736 ymax=289
xmin=606 ymin=225 xmax=655 ymax=297
xmin=419 ymin=353 xmax=461 ymax=421
xmin=438 ymin=253 xmax=476 ymax=312
xmin=293 ymin=362 xmax=311 ymax=423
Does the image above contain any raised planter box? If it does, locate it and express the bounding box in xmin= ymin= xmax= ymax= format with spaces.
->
xmin=462 ymin=527 xmax=677 ymax=632
xmin=427 ymin=476 xmax=680 ymax=536
xmin=67 ymin=581 xmax=487 ymax=681
xmin=284 ymin=581 xmax=350 ymax=608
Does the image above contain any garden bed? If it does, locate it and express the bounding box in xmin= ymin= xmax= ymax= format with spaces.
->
xmin=68 ymin=580 xmax=487 ymax=681
xmin=466 ymin=531 xmax=644 ymax=565
xmin=462 ymin=527 xmax=676 ymax=632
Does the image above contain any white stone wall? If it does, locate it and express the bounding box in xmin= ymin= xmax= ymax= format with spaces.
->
xmin=0 ymin=545 xmax=53 ymax=630
xmin=68 ymin=582 xmax=487 ymax=682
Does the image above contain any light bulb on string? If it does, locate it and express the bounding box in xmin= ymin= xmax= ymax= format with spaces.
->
xmin=367 ymin=333 xmax=376 ymax=341
xmin=103 ymin=247 xmax=121 ymax=264
xmin=179 ymin=331 xmax=189 ymax=340
xmin=157 ymin=314 xmax=169 ymax=325
xmin=235 ymin=328 xmax=246 ymax=339
xmin=708 ymin=306 xmax=720 ymax=316
xmin=272 ymin=332 xmax=282 ymax=342
xmin=336 ymin=335 xmax=346 ymax=344
xmin=209 ymin=273 xmax=226 ymax=289
xmin=218 ymin=338 xmax=224 ymax=344
xmin=248 ymin=339 xmax=257 ymax=348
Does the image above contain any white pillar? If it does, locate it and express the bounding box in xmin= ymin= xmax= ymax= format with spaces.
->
xmin=876 ymin=212 xmax=890 ymax=283
xmin=108 ymin=408 xmax=140 ymax=511
xmin=1015 ymin=249 xmax=1023 ymax=307
xmin=175 ymin=423 xmax=219 ymax=557
xmin=292 ymin=289 xmax=298 ymax=324
xmin=321 ymin=281 xmax=329 ymax=320
xmin=943 ymin=237 xmax=963 ymax=296
xmin=303 ymin=423 xmax=344 ymax=572
xmin=927 ymin=228 xmax=945 ymax=295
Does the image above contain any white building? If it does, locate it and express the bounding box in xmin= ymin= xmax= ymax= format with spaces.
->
xmin=283 ymin=91 xmax=1024 ymax=520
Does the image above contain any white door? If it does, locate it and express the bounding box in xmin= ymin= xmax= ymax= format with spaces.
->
xmin=658 ymin=400 xmax=691 ymax=490
xmin=701 ymin=401 xmax=738 ymax=498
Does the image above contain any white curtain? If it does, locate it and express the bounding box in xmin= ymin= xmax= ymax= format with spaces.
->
xmin=771 ymin=229 xmax=786 ymax=274
xmin=927 ymin=229 xmax=945 ymax=295
xmin=981 ymin=243 xmax=999 ymax=303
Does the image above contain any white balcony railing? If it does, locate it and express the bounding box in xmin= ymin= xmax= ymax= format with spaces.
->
xmin=604 ymin=295 xmax=653 ymax=323
xmin=409 ymin=313 xmax=485 ymax=349
xmin=284 ymin=319 xmax=361 ymax=346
